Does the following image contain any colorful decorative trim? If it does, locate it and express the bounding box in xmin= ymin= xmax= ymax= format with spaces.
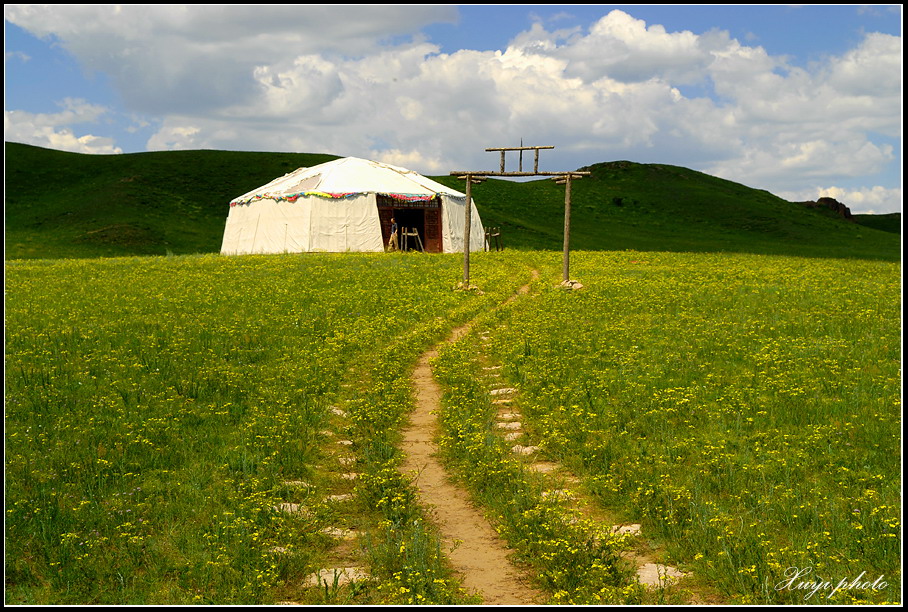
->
xmin=386 ymin=193 xmax=437 ymax=203
xmin=230 ymin=191 xmax=442 ymax=207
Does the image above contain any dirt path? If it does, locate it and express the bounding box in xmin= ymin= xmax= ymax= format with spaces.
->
xmin=398 ymin=273 xmax=542 ymax=605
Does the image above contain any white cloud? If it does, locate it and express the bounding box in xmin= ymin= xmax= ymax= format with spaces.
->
xmin=706 ymin=137 xmax=894 ymax=189
xmin=565 ymin=10 xmax=710 ymax=85
xmin=778 ymin=185 xmax=902 ymax=215
xmin=372 ymin=148 xmax=450 ymax=175
xmin=4 ymin=98 xmax=122 ymax=154
xmin=145 ymin=123 xmax=202 ymax=151
xmin=825 ymin=32 xmax=902 ymax=99
xmin=252 ymin=54 xmax=346 ymax=117
xmin=818 ymin=186 xmax=902 ymax=215
xmin=5 ymin=49 xmax=30 ymax=62
xmin=4 ymin=4 xmax=458 ymax=115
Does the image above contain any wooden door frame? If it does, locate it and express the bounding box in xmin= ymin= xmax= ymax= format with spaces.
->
xmin=376 ymin=194 xmax=443 ymax=253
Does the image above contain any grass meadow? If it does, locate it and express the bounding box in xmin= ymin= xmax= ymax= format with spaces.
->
xmin=5 ymin=249 xmax=901 ymax=605
xmin=5 ymin=251 xmax=526 ymax=604
xmin=434 ymin=250 xmax=901 ymax=604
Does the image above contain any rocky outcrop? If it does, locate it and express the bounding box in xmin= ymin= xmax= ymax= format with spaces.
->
xmin=798 ymin=197 xmax=854 ymax=221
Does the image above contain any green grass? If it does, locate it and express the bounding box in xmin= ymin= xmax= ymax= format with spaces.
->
xmin=4 ymin=251 xmax=521 ymax=605
xmin=437 ymin=250 xmax=901 ymax=605
xmin=852 ymin=213 xmax=901 ymax=234
xmin=5 ymin=142 xmax=900 ymax=261
xmin=4 ymin=140 xmax=901 ymax=604
xmin=432 ymin=319 xmax=647 ymax=605
xmin=5 ymin=249 xmax=901 ymax=604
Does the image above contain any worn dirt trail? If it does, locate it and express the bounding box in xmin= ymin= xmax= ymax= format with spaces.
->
xmin=399 ymin=274 xmax=541 ymax=605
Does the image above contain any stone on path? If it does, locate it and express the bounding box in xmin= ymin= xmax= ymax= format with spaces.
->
xmin=512 ymin=444 xmax=540 ymax=455
xmin=283 ymin=480 xmax=310 ymax=488
xmin=636 ymin=563 xmax=686 ymax=586
xmin=325 ymin=493 xmax=353 ymax=503
xmin=319 ymin=527 xmax=358 ymax=540
xmin=529 ymin=462 xmax=558 ymax=473
xmin=304 ymin=566 xmax=370 ymax=588
xmin=559 ymin=280 xmax=584 ymax=290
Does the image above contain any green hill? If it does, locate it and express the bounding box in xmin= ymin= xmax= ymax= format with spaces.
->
xmin=432 ymin=161 xmax=900 ymax=260
xmin=4 ymin=142 xmax=338 ymax=259
xmin=4 ymin=142 xmax=900 ymax=261
xmin=853 ymin=212 xmax=901 ymax=234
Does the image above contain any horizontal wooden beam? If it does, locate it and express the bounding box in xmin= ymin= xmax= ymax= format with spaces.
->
xmin=552 ymin=173 xmax=589 ymax=183
xmin=484 ymin=146 xmax=555 ymax=151
xmin=450 ymin=171 xmax=590 ymax=177
xmin=455 ymin=175 xmax=488 ymax=183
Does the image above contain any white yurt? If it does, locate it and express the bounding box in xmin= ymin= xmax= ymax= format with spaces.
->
xmin=220 ymin=157 xmax=485 ymax=255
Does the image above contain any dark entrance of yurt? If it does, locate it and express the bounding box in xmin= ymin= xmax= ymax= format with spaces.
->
xmin=377 ymin=194 xmax=442 ymax=253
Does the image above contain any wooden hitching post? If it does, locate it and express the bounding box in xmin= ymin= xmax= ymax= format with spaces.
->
xmin=563 ymin=173 xmax=572 ymax=282
xmin=463 ymin=174 xmax=472 ymax=285
xmin=454 ymin=145 xmax=582 ymax=288
xmin=554 ymin=173 xmax=578 ymax=283
xmin=458 ymin=173 xmax=486 ymax=286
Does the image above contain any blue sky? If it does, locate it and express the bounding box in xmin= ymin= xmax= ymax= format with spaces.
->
xmin=4 ymin=5 xmax=903 ymax=213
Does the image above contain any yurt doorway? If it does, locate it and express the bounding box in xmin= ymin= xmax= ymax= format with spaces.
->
xmin=378 ymin=195 xmax=442 ymax=253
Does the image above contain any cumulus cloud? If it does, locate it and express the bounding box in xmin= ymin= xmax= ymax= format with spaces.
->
xmin=4 ymin=98 xmax=122 ymax=154
xmin=4 ymin=6 xmax=900 ymax=212
xmin=4 ymin=4 xmax=457 ymax=115
xmin=145 ymin=123 xmax=202 ymax=151
xmin=550 ymin=11 xmax=711 ymax=85
xmin=778 ymin=185 xmax=902 ymax=215
xmin=818 ymin=186 xmax=902 ymax=215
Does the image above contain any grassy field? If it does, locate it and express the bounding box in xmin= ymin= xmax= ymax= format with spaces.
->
xmin=433 ymin=250 xmax=901 ymax=604
xmin=3 ymin=138 xmax=901 ymax=605
xmin=4 ymin=252 xmax=524 ymax=604
xmin=5 ymin=249 xmax=900 ymax=604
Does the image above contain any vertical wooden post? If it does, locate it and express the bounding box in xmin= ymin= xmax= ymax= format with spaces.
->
xmin=562 ymin=174 xmax=572 ymax=283
xmin=463 ymin=174 xmax=473 ymax=286
xmin=455 ymin=145 xmax=585 ymax=288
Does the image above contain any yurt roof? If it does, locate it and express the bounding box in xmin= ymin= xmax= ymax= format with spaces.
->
xmin=231 ymin=157 xmax=466 ymax=206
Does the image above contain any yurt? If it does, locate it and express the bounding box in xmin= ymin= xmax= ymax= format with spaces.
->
xmin=220 ymin=157 xmax=485 ymax=255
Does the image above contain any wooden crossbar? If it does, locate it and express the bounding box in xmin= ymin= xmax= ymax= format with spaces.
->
xmin=451 ymin=144 xmax=588 ymax=286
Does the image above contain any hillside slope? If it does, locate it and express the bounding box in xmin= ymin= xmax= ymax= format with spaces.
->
xmin=433 ymin=161 xmax=900 ymax=260
xmin=4 ymin=143 xmax=337 ymax=259
xmin=4 ymin=142 xmax=900 ymax=261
